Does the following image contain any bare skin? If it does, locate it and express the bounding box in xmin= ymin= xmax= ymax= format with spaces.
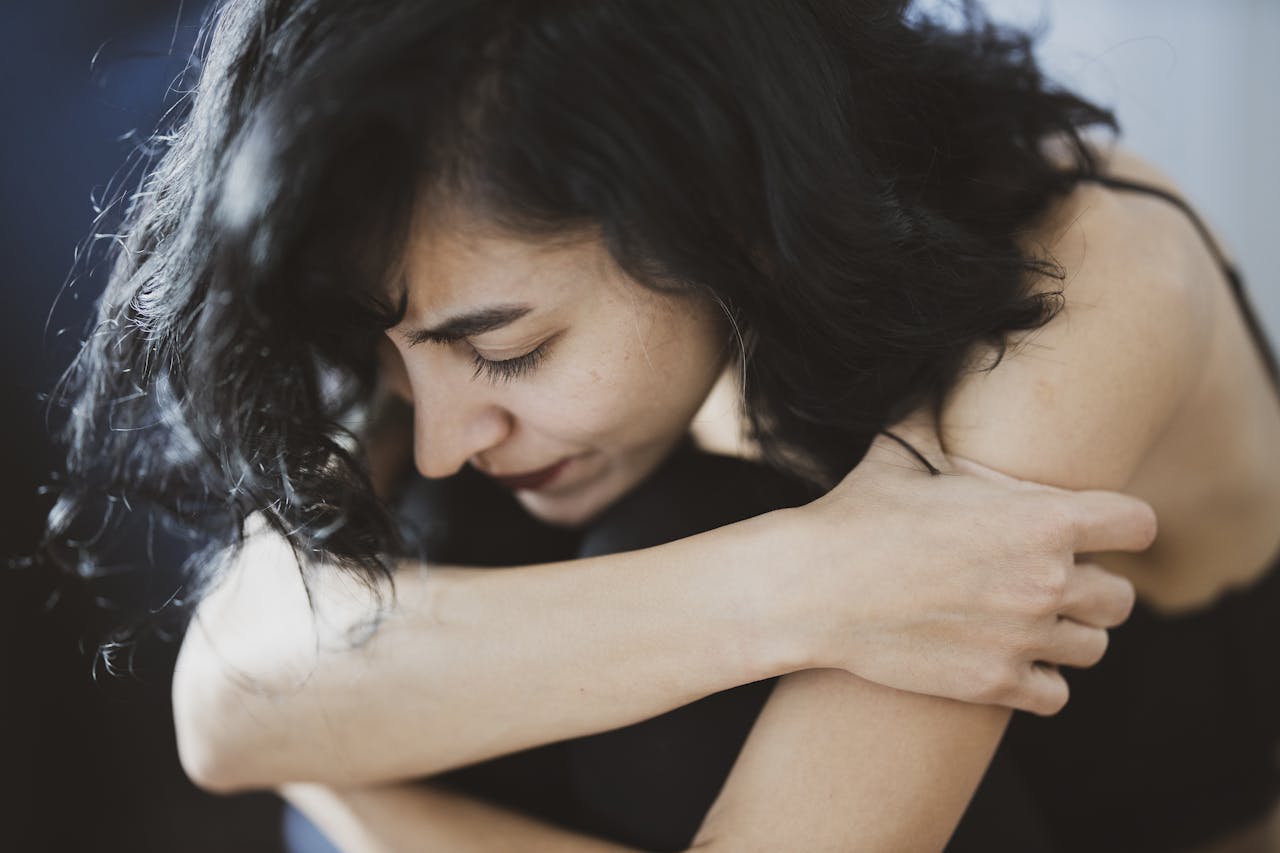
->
xmin=947 ymin=143 xmax=1280 ymax=614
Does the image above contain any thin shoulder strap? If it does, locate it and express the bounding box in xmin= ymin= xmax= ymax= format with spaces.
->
xmin=1068 ymin=172 xmax=1280 ymax=396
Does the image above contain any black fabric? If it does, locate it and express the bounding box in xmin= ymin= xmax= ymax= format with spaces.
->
xmin=425 ymin=445 xmax=817 ymax=852
xmin=282 ymin=443 xmax=817 ymax=853
xmin=949 ymin=551 xmax=1280 ymax=853
xmin=992 ymin=554 xmax=1280 ymax=852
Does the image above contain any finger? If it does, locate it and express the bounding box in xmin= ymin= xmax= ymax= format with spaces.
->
xmin=1020 ymin=663 xmax=1070 ymax=716
xmin=1060 ymin=562 xmax=1136 ymax=628
xmin=949 ymin=457 xmax=1158 ymax=554
xmin=1037 ymin=618 xmax=1109 ymax=669
xmin=1064 ymin=491 xmax=1158 ymax=554
xmin=949 ymin=455 xmax=1157 ymax=556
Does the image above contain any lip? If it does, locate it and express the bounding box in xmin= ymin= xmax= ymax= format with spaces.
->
xmin=490 ymin=458 xmax=571 ymax=491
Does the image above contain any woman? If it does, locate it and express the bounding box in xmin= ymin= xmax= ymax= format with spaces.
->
xmin=48 ymin=0 xmax=1279 ymax=850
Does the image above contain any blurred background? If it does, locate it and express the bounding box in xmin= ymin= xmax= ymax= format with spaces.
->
xmin=973 ymin=0 xmax=1280 ymax=335
xmin=2 ymin=1 xmax=1276 ymax=850
xmin=1 ymin=2 xmax=283 ymax=851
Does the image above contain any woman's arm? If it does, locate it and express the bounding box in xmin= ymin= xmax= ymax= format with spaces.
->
xmin=175 ymin=503 xmax=796 ymax=791
xmin=687 ymin=168 xmax=1214 ymax=851
xmin=175 ymin=431 xmax=1148 ymax=793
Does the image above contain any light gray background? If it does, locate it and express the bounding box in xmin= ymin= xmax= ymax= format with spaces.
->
xmin=921 ymin=0 xmax=1280 ymax=341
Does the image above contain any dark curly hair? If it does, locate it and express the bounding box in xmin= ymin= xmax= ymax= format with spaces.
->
xmin=45 ymin=0 xmax=1117 ymax=632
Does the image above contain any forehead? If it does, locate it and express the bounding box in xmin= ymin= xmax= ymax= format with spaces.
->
xmin=398 ymin=209 xmax=614 ymax=318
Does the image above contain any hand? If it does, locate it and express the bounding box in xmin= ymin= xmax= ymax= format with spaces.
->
xmin=788 ymin=417 xmax=1153 ymax=716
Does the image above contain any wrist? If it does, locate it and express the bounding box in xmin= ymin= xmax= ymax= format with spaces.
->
xmin=733 ymin=505 xmax=826 ymax=679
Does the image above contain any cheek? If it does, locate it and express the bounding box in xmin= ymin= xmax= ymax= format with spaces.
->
xmin=546 ymin=344 xmax=718 ymax=446
xmin=507 ymin=293 xmax=727 ymax=450
xmin=499 ymin=349 xmax=655 ymax=448
xmin=516 ymin=372 xmax=640 ymax=444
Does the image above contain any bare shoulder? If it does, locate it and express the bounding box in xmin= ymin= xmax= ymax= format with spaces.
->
xmin=938 ymin=142 xmax=1216 ymax=491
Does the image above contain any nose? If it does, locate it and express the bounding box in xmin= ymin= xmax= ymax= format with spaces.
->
xmin=408 ymin=373 xmax=513 ymax=480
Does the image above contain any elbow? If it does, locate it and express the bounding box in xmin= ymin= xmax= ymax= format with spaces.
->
xmin=173 ymin=698 xmax=254 ymax=794
xmin=176 ymin=729 xmax=252 ymax=795
xmin=171 ymin=627 xmax=273 ymax=794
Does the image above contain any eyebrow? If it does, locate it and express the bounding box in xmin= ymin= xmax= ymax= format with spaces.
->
xmin=399 ymin=303 xmax=535 ymax=346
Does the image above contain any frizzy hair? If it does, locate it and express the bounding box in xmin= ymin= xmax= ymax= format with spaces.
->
xmin=45 ymin=0 xmax=1117 ymax=629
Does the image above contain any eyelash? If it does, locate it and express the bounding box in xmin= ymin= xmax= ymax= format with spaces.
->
xmin=469 ymin=343 xmax=549 ymax=383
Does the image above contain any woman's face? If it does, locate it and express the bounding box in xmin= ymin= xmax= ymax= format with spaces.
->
xmin=381 ymin=211 xmax=731 ymax=527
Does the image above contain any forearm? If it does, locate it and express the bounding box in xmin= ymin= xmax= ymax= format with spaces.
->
xmin=281 ymin=693 xmax=1006 ymax=853
xmin=280 ymin=782 xmax=644 ymax=853
xmin=173 ymin=508 xmax=809 ymax=791
xmin=692 ymin=669 xmax=1011 ymax=852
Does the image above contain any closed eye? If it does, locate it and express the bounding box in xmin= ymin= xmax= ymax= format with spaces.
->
xmin=468 ymin=341 xmax=551 ymax=383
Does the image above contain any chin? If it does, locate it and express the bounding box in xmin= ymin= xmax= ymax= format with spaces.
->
xmin=517 ymin=479 xmax=622 ymax=525
xmin=516 ymin=488 xmax=611 ymax=529
xmin=515 ymin=466 xmax=639 ymax=529
xmin=515 ymin=442 xmax=684 ymax=529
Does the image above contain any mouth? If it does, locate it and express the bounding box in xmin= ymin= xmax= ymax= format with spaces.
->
xmin=489 ymin=458 xmax=572 ymax=491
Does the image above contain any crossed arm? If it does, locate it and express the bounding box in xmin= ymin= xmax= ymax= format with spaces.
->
xmin=176 ymin=175 xmax=1201 ymax=851
xmin=188 ymin=507 xmax=1015 ymax=853
xmin=177 ymin=434 xmax=1137 ymax=851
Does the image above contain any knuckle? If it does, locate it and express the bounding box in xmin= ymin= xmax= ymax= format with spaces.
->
xmin=1023 ymin=564 xmax=1068 ymax=615
xmin=1028 ymin=502 xmax=1073 ymax=551
xmin=971 ymin=663 xmax=1018 ymax=705
xmin=1003 ymin=624 xmax=1039 ymax=658
xmin=1042 ymin=564 xmax=1069 ymax=600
